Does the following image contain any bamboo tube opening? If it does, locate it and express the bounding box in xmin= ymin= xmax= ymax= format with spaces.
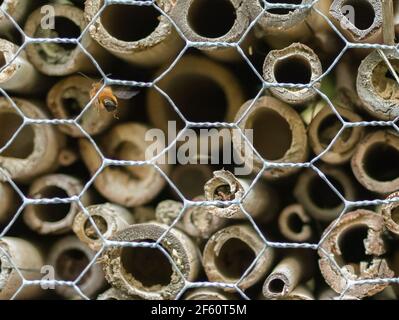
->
xmin=266 ymin=0 xmax=302 ymax=15
xmin=273 ymin=55 xmax=312 ymax=84
xmin=62 ymin=96 xmax=83 ymax=118
xmin=287 ymin=212 xmax=305 ymax=234
xmin=0 ymin=52 xmax=5 ymax=68
xmin=84 ymin=215 xmax=108 ymax=240
xmin=120 ymin=245 xmax=173 ymax=288
xmin=318 ymin=115 xmax=348 ymax=146
xmin=250 ymin=108 xmax=293 ymax=161
xmin=392 ymin=207 xmax=399 ymax=224
xmin=188 ymin=0 xmax=236 ymax=38
xmin=371 ymin=59 xmax=399 ymax=100
xmin=308 ymin=175 xmax=343 ymax=209
xmin=342 ymin=0 xmax=375 ymax=30
xmin=214 ymin=238 xmax=256 ymax=279
xmin=101 ymin=5 xmax=160 ymax=42
xmin=55 ymin=248 xmax=90 ymax=281
xmin=278 ymin=204 xmax=312 ymax=242
xmin=363 ymin=143 xmax=399 ymax=182
xmin=34 ymin=186 xmax=70 ymax=223
xmin=267 ymin=278 xmax=286 ymax=294
xmin=337 ymin=225 xmax=370 ymax=268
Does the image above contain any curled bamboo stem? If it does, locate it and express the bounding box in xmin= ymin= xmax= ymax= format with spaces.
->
xmin=24 ymin=4 xmax=108 ymax=76
xmin=47 ymin=75 xmax=115 ymax=137
xmin=203 ymin=224 xmax=274 ymax=291
xmin=85 ymin=0 xmax=184 ymax=67
xmin=73 ymin=203 xmax=134 ymax=251
xmin=263 ymin=43 xmax=322 ymax=106
xmin=47 ymin=235 xmax=106 ymax=299
xmin=318 ymin=209 xmax=394 ymax=299
xmin=278 ymin=204 xmax=313 ymax=242
xmin=79 ymin=122 xmax=170 ymax=207
xmin=23 ymin=174 xmax=92 ymax=235
xmin=0 ymin=97 xmax=64 ymax=183
xmin=351 ymin=130 xmax=399 ymax=194
xmin=233 ymin=96 xmax=308 ymax=179
xmin=101 ymin=222 xmax=200 ymax=300
xmin=0 ymin=237 xmax=44 ymax=299
xmin=184 ymin=287 xmax=233 ymax=300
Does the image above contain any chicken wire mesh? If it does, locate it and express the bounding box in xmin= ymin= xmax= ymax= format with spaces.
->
xmin=0 ymin=0 xmax=398 ymax=300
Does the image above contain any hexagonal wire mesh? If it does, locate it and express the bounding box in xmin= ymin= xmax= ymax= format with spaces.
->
xmin=0 ymin=0 xmax=399 ymax=300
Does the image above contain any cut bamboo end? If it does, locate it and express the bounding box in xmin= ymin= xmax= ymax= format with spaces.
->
xmin=101 ymin=222 xmax=200 ymax=300
xmin=85 ymin=0 xmax=184 ymax=67
xmin=183 ymin=195 xmax=227 ymax=239
xmin=357 ymin=49 xmax=399 ymax=120
xmin=97 ymin=287 xmax=141 ymax=300
xmin=318 ymin=209 xmax=394 ymax=298
xmin=233 ymin=96 xmax=308 ymax=179
xmin=294 ymin=165 xmax=355 ymax=222
xmin=0 ymin=0 xmax=32 ymax=37
xmin=262 ymin=252 xmax=313 ymax=299
xmin=329 ymin=0 xmax=383 ymax=43
xmin=73 ymin=203 xmax=134 ymax=251
xmin=278 ymin=204 xmax=313 ymax=242
xmin=203 ymin=169 xmax=274 ymax=220
xmin=24 ymin=4 xmax=107 ymax=76
xmin=184 ymin=287 xmax=233 ymax=300
xmin=79 ymin=122 xmax=170 ymax=207
xmin=47 ymin=235 xmax=106 ymax=299
xmin=23 ymin=174 xmax=91 ymax=235
xmin=308 ymin=104 xmax=364 ymax=165
xmin=0 ymin=97 xmax=64 ymax=183
xmin=147 ymin=55 xmax=245 ymax=134
xmin=0 ymin=237 xmax=44 ymax=299
xmin=171 ymin=0 xmax=250 ymax=61
xmin=203 ymin=224 xmax=274 ymax=291
xmin=47 ymin=75 xmax=114 ymax=137
xmin=0 ymin=39 xmax=48 ymax=94
xmin=0 ymin=181 xmax=18 ymax=224
xmin=379 ymin=191 xmax=399 ymax=236
xmin=263 ymin=43 xmax=322 ymax=105
xmin=351 ymin=130 xmax=399 ymax=194
xmin=155 ymin=199 xmax=185 ymax=231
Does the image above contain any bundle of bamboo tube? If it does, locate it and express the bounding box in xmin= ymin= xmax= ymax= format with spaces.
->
xmin=0 ymin=0 xmax=399 ymax=301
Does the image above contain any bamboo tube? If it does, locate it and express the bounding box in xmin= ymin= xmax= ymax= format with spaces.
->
xmin=263 ymin=43 xmax=322 ymax=106
xmin=262 ymin=252 xmax=313 ymax=299
xmin=357 ymin=49 xmax=399 ymax=120
xmin=329 ymin=0 xmax=383 ymax=43
xmin=233 ymin=96 xmax=308 ymax=180
xmin=184 ymin=288 xmax=233 ymax=300
xmin=23 ymin=174 xmax=91 ymax=235
xmin=170 ymin=0 xmax=250 ymax=62
xmin=351 ymin=130 xmax=399 ymax=194
xmin=318 ymin=209 xmax=394 ymax=299
xmin=58 ymin=147 xmax=79 ymax=167
xmin=203 ymin=169 xmax=277 ymax=220
xmin=84 ymin=0 xmax=184 ymax=67
xmin=202 ymin=224 xmax=274 ymax=291
xmin=0 ymin=39 xmax=48 ymax=94
xmin=379 ymin=191 xmax=399 ymax=236
xmin=318 ymin=288 xmax=360 ymax=300
xmin=278 ymin=204 xmax=313 ymax=242
xmin=155 ymin=199 xmax=185 ymax=230
xmin=24 ymin=4 xmax=109 ymax=76
xmin=0 ymin=0 xmax=33 ymax=38
xmin=101 ymin=222 xmax=200 ymax=300
xmin=294 ymin=165 xmax=355 ymax=222
xmin=97 ymin=287 xmax=140 ymax=300
xmin=0 ymin=97 xmax=64 ymax=183
xmin=73 ymin=203 xmax=134 ymax=251
xmin=308 ymin=103 xmax=364 ymax=164
xmin=47 ymin=235 xmax=106 ymax=299
xmin=147 ymin=55 xmax=245 ymax=137
xmin=264 ymin=285 xmax=314 ymax=300
xmin=47 ymin=75 xmax=114 ymax=137
xmin=132 ymin=206 xmax=156 ymax=224
xmin=0 ymin=237 xmax=44 ymax=299
xmin=183 ymin=195 xmax=226 ymax=240
xmin=79 ymin=122 xmax=170 ymax=207
xmin=0 ymin=181 xmax=18 ymax=224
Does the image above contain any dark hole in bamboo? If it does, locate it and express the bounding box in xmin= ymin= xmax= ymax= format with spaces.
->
xmin=188 ymin=0 xmax=236 ymax=38
xmin=342 ymin=0 xmax=375 ymax=30
xmin=308 ymin=175 xmax=343 ymax=208
xmin=53 ymin=17 xmax=81 ymax=50
xmin=274 ymin=55 xmax=312 ymax=84
xmin=250 ymin=108 xmax=292 ymax=160
xmin=56 ymin=249 xmax=90 ymax=281
xmin=62 ymin=97 xmax=83 ymax=118
xmin=0 ymin=113 xmax=34 ymax=159
xmin=34 ymin=186 xmax=71 ymax=222
xmin=101 ymin=4 xmax=160 ymax=42
xmin=364 ymin=143 xmax=399 ymax=182
xmin=318 ymin=114 xmax=352 ymax=147
xmin=391 ymin=207 xmax=399 ymax=224
xmin=268 ymin=278 xmax=286 ymax=294
xmin=338 ymin=225 xmax=370 ymax=264
xmin=174 ymin=166 xmax=210 ymax=199
xmin=121 ymin=245 xmax=173 ymax=287
xmin=266 ymin=0 xmax=302 ymax=15
xmin=215 ymin=238 xmax=255 ymax=279
xmin=0 ymin=53 xmax=6 ymax=69
xmin=287 ymin=212 xmax=304 ymax=233
xmin=84 ymin=215 xmax=108 ymax=240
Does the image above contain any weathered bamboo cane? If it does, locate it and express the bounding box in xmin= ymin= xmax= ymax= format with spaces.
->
xmin=278 ymin=204 xmax=313 ymax=242
xmin=0 ymin=0 xmax=34 ymax=38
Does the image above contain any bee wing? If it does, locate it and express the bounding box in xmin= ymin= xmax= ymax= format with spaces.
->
xmin=112 ymin=86 xmax=140 ymax=100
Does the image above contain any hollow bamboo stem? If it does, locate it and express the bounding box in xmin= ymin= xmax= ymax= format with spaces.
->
xmin=155 ymin=199 xmax=185 ymax=230
xmin=0 ymin=0 xmax=33 ymax=38
xmin=278 ymin=204 xmax=313 ymax=242
xmin=379 ymin=191 xmax=399 ymax=236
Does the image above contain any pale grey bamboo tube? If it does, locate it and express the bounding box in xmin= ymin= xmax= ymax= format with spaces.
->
xmin=0 ymin=97 xmax=64 ymax=183
xmin=232 ymin=96 xmax=308 ymax=180
xmin=47 ymin=235 xmax=106 ymax=299
xmin=278 ymin=204 xmax=312 ymax=242
xmin=101 ymin=222 xmax=200 ymax=300
xmin=0 ymin=237 xmax=44 ymax=299
xmin=24 ymin=4 xmax=109 ymax=76
xmin=23 ymin=174 xmax=92 ymax=235
xmin=0 ymin=181 xmax=18 ymax=224
xmin=47 ymin=75 xmax=115 ymax=137
xmin=184 ymin=288 xmax=233 ymax=300
xmin=0 ymin=0 xmax=33 ymax=37
xmin=155 ymin=199 xmax=185 ymax=230
xmin=73 ymin=203 xmax=134 ymax=251
xmin=203 ymin=224 xmax=274 ymax=291
xmin=85 ymin=0 xmax=184 ymax=67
